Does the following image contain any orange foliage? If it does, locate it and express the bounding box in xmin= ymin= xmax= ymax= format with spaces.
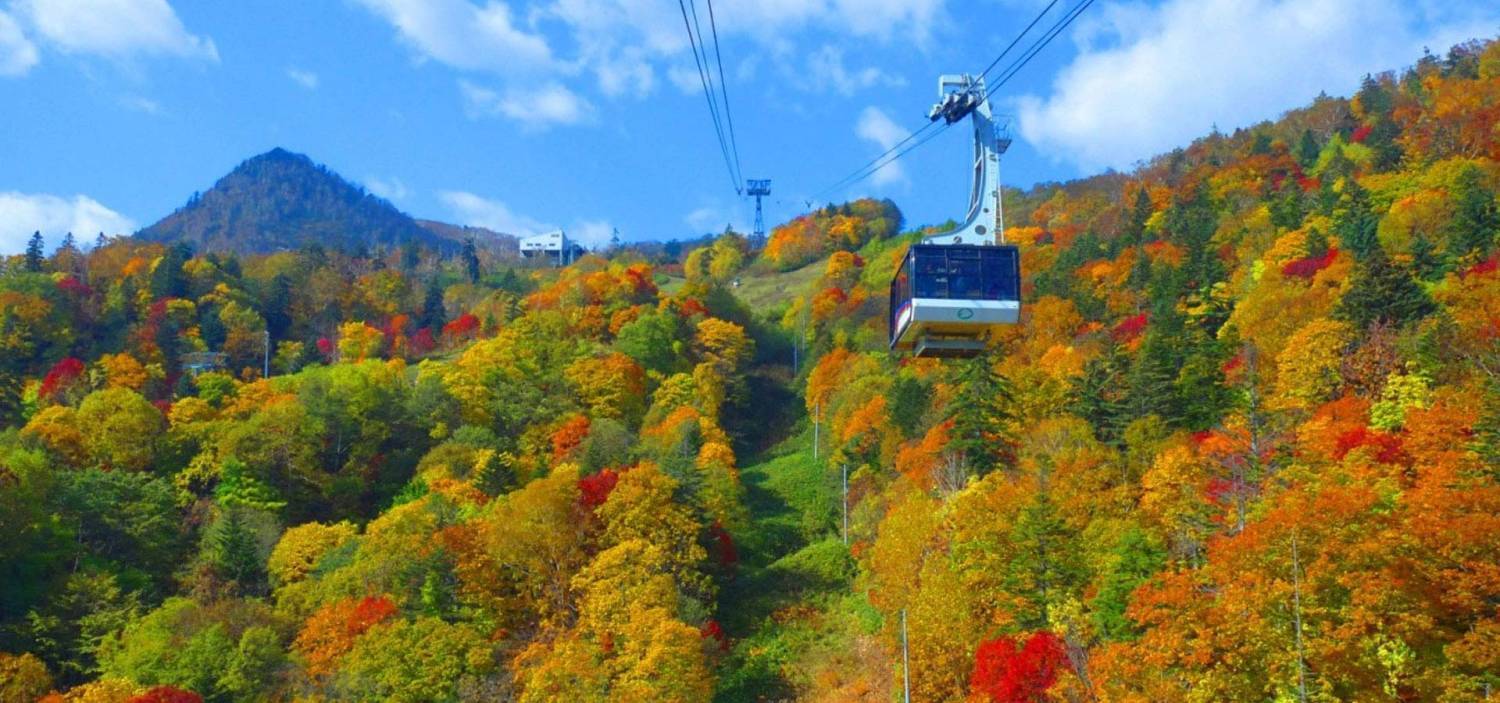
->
xmin=294 ymin=595 xmax=399 ymax=678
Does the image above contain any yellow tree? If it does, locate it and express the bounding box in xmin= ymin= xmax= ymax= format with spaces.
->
xmin=76 ymin=387 xmax=164 ymax=471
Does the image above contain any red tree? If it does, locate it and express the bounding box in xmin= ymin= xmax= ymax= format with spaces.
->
xmin=127 ymin=687 xmax=203 ymax=703
xmin=38 ymin=357 xmax=85 ymax=400
xmin=1282 ymin=247 xmax=1339 ymax=279
xmin=970 ymin=631 xmax=1067 ymax=703
xmin=1111 ymin=313 xmax=1148 ymax=342
xmin=577 ymin=469 xmax=619 ymax=510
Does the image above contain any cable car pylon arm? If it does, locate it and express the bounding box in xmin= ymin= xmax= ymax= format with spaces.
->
xmin=923 ymin=74 xmax=1011 ymax=247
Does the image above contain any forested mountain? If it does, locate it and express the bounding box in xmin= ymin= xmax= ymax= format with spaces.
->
xmin=0 ymin=38 xmax=1498 ymax=703
xmin=136 ymin=149 xmax=452 ymax=256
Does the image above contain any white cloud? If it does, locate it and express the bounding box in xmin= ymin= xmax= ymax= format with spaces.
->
xmin=365 ymin=176 xmax=409 ymax=201
xmin=351 ymin=0 xmax=552 ymax=75
xmin=351 ymin=0 xmax=952 ymax=119
xmin=15 ymin=0 xmax=217 ymax=62
xmin=684 ymin=203 xmax=748 ymax=235
xmin=0 ymin=192 xmax=136 ymax=254
xmin=570 ymin=219 xmax=615 ymax=249
xmin=459 ymin=79 xmax=594 ymax=130
xmin=855 ymin=106 xmax=909 ymax=187
xmin=439 ymin=190 xmax=551 ymax=236
xmin=287 ymin=67 xmax=319 ymax=89
xmin=805 ymin=45 xmax=904 ymax=96
xmin=1017 ymin=0 xmax=1500 ymax=173
xmin=119 ymin=95 xmax=162 ymax=114
xmin=686 ymin=206 xmax=723 ymax=233
xmin=0 ymin=10 xmax=39 ymax=76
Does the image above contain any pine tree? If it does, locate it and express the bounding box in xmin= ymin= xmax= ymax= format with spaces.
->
xmin=888 ymin=374 xmax=931 ymax=439
xmin=207 ymin=507 xmax=264 ymax=593
xmin=1120 ymin=185 xmax=1154 ymax=250
xmin=1304 ymin=226 xmax=1330 ymax=258
xmin=0 ymin=367 xmax=20 ymax=429
xmin=1409 ymin=232 xmax=1446 ymax=280
xmin=1336 ymin=248 xmax=1435 ymax=329
xmin=1474 ymin=381 xmax=1500 ymax=477
xmin=1334 ymin=178 xmax=1380 ymax=261
xmin=1446 ymin=164 xmax=1499 ymax=258
xmin=1005 ymin=489 xmax=1085 ymax=629
xmin=263 ymin=273 xmax=293 ymax=340
xmin=421 ymin=278 xmax=446 ymax=335
xmin=1091 ymin=527 xmax=1166 ymax=641
xmin=461 ymin=237 xmax=481 ymax=283
xmin=946 ymin=354 xmax=1018 ymax=477
xmin=1296 ymin=130 xmax=1321 ymax=169
xmin=149 ymin=242 xmax=192 ymax=299
xmin=24 ymin=232 xmax=45 ymax=272
xmin=401 ymin=239 xmax=421 ymax=271
xmin=1072 ymin=346 xmax=1129 ymax=446
xmin=199 ymin=303 xmax=226 ymax=350
xmin=1176 ymin=333 xmax=1233 ymax=432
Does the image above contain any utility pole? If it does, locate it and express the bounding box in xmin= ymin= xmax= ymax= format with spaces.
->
xmin=263 ymin=329 xmax=271 ymax=378
xmin=841 ymin=463 xmax=849 ymax=546
xmin=1292 ymin=533 xmax=1309 ymax=703
xmin=813 ymin=402 xmax=820 ymax=461
xmin=901 ymin=609 xmax=911 ymax=703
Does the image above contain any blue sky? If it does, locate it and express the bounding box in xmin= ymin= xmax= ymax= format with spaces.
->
xmin=1 ymin=0 xmax=1496 ymax=254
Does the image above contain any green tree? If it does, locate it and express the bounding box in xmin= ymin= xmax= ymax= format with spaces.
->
xmin=150 ymin=242 xmax=192 ymax=299
xmin=1475 ymin=381 xmax=1500 ymax=478
xmin=1296 ymin=129 xmax=1321 ymax=169
xmin=1091 ymin=527 xmax=1166 ymax=641
xmin=1336 ymin=249 xmax=1435 ymax=329
xmin=1005 ymin=489 xmax=1086 ymax=629
xmin=202 ymin=507 xmax=270 ymax=594
xmin=888 ymin=373 xmax=931 ymax=439
xmin=23 ymin=570 xmax=140 ymax=684
xmin=262 ymin=273 xmax=293 ymax=341
xmin=421 ymin=278 xmax=446 ymax=335
xmin=1072 ymin=346 xmax=1130 ymax=446
xmin=616 ymin=309 xmax=684 ymax=376
xmin=1334 ymin=178 xmax=1381 ymax=260
xmin=334 ymin=617 xmax=494 ymax=702
xmin=946 ymin=354 xmax=1017 ymax=477
xmin=462 ymin=237 xmax=481 ymax=283
xmin=24 ymin=231 xmax=45 ymax=272
xmin=1446 ymin=163 xmax=1499 ymax=258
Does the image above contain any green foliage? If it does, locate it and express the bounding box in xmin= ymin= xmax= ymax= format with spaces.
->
xmin=1004 ymin=490 xmax=1086 ymax=629
xmin=22 ymin=569 xmax=140 ymax=684
xmin=200 ymin=507 xmax=278 ymax=595
xmin=1336 ymin=249 xmax=1435 ymax=329
xmin=1446 ymin=163 xmax=1499 ymax=257
xmin=100 ymin=597 xmax=284 ymax=702
xmin=887 ymin=372 xmax=931 ymax=439
xmin=616 ymin=309 xmax=686 ymax=376
xmin=1369 ymin=369 xmax=1432 ymax=431
xmin=946 ymin=355 xmax=1018 ymax=477
xmin=1091 ymin=527 xmax=1167 ymax=641
xmin=333 ymin=617 xmax=494 ymax=702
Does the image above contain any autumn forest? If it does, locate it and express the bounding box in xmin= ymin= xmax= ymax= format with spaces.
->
xmin=1 ymin=38 xmax=1499 ymax=703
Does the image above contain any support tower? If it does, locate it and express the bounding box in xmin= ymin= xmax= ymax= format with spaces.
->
xmin=746 ymin=179 xmax=771 ymax=246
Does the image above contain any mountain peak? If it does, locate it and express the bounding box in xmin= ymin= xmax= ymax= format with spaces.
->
xmin=136 ymin=150 xmax=449 ymax=255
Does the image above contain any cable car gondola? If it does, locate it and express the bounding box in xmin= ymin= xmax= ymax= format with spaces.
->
xmin=889 ymin=74 xmax=1021 ymax=358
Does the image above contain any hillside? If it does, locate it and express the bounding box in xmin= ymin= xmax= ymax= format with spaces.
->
xmin=0 ymin=37 xmax=1497 ymax=703
xmin=416 ymin=219 xmax=521 ymax=258
xmin=136 ymin=148 xmax=452 ymax=255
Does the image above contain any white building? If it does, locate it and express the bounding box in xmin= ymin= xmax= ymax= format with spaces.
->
xmin=519 ymin=230 xmax=585 ymax=265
